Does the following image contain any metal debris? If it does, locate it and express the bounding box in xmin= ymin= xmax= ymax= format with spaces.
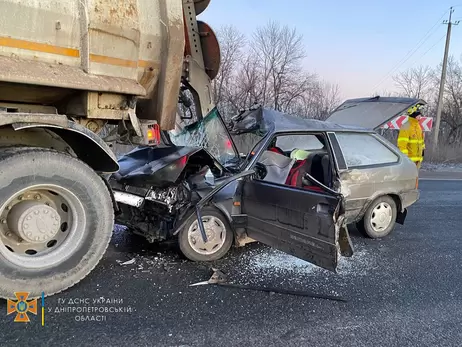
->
xmin=119 ymin=258 xmax=136 ymax=266
xmin=190 ymin=268 xmax=347 ymax=302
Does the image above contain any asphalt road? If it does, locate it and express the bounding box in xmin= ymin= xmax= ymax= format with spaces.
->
xmin=2 ymin=178 xmax=462 ymax=347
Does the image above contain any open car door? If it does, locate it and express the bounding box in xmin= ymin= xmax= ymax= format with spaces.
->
xmin=194 ymin=172 xmax=347 ymax=273
xmin=325 ymin=96 xmax=427 ymax=130
xmin=238 ymin=179 xmax=342 ymax=271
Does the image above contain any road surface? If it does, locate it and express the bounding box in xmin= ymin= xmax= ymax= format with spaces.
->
xmin=1 ymin=177 xmax=462 ymax=347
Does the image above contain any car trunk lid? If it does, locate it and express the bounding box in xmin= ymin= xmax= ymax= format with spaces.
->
xmin=325 ymin=96 xmax=426 ymax=130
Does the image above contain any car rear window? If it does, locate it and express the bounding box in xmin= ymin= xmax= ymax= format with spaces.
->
xmin=335 ymin=133 xmax=399 ymax=168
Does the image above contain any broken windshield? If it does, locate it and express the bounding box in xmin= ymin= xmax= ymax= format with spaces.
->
xmin=168 ymin=108 xmax=239 ymax=166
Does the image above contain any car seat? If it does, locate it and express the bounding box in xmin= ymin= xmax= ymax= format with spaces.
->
xmin=285 ymin=155 xmax=324 ymax=192
xmin=285 ymin=159 xmax=310 ymax=187
xmin=259 ymin=150 xmax=295 ymax=184
xmin=321 ymin=154 xmax=331 ymax=188
xmin=309 ymin=153 xmax=324 ymax=184
xmin=268 ymin=146 xmax=285 ymax=155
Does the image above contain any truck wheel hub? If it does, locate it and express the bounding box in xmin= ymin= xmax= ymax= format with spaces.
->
xmin=7 ymin=201 xmax=61 ymax=243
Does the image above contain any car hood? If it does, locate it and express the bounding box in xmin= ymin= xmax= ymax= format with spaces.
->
xmin=110 ymin=146 xmax=223 ymax=188
xmin=325 ymin=96 xmax=427 ymax=130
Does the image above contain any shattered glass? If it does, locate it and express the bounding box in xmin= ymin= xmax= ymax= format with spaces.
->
xmin=168 ymin=108 xmax=239 ymax=166
xmin=232 ymin=132 xmax=264 ymax=156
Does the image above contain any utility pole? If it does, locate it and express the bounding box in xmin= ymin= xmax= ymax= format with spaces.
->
xmin=433 ymin=7 xmax=460 ymax=147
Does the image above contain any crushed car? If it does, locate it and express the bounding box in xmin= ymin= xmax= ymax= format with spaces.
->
xmin=110 ymin=96 xmax=424 ymax=272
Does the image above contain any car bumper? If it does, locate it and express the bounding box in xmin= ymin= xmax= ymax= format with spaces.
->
xmin=401 ymin=189 xmax=420 ymax=209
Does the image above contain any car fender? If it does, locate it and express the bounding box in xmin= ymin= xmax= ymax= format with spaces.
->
xmin=195 ymin=182 xmax=236 ymax=223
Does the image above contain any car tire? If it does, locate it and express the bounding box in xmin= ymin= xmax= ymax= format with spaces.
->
xmin=0 ymin=147 xmax=113 ymax=299
xmin=178 ymin=207 xmax=233 ymax=262
xmin=356 ymin=195 xmax=397 ymax=239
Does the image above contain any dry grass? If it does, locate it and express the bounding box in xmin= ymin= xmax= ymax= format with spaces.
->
xmin=424 ymin=143 xmax=462 ymax=164
xmin=379 ymin=129 xmax=462 ymax=164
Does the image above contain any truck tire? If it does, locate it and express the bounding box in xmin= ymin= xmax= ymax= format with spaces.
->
xmin=356 ymin=195 xmax=397 ymax=239
xmin=0 ymin=147 xmax=113 ymax=299
xmin=178 ymin=207 xmax=233 ymax=262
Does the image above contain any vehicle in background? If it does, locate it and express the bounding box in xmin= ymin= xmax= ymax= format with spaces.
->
xmin=111 ymin=97 xmax=424 ymax=268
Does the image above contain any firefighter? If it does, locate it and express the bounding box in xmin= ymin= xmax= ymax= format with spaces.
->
xmin=397 ymin=105 xmax=425 ymax=169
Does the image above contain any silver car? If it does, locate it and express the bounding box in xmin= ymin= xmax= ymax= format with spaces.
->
xmin=228 ymin=97 xmax=423 ymax=239
xmin=112 ymin=97 xmax=424 ymax=271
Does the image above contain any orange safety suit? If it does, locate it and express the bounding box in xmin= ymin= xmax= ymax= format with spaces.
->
xmin=397 ymin=117 xmax=425 ymax=169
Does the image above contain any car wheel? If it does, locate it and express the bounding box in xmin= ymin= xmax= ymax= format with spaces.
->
xmin=356 ymin=195 xmax=397 ymax=239
xmin=178 ymin=207 xmax=233 ymax=262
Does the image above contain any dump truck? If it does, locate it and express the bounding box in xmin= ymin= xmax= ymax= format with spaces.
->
xmin=0 ymin=0 xmax=220 ymax=299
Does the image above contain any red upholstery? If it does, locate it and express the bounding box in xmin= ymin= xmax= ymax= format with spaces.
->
xmin=303 ymin=185 xmax=324 ymax=192
xmin=268 ymin=147 xmax=285 ymax=155
xmin=285 ymin=159 xmax=309 ymax=187
xmin=285 ymin=159 xmax=324 ymax=193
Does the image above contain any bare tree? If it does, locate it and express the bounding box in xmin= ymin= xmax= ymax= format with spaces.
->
xmin=251 ymin=21 xmax=310 ymax=111
xmin=211 ymin=22 xmax=346 ymax=123
xmin=392 ymin=65 xmax=433 ymax=99
xmin=318 ymin=81 xmax=341 ymax=119
xmin=213 ymin=25 xmax=246 ymax=106
xmin=432 ymin=57 xmax=462 ymax=144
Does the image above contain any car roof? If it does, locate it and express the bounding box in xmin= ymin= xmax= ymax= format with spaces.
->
xmin=228 ymin=106 xmax=373 ymax=136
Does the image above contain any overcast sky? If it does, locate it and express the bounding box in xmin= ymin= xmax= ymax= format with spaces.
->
xmin=199 ymin=0 xmax=462 ymax=100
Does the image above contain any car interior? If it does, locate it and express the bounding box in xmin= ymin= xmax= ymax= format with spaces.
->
xmin=256 ymin=134 xmax=333 ymax=191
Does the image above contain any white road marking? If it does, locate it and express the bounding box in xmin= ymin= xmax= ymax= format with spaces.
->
xmin=419 ymin=178 xmax=462 ymax=181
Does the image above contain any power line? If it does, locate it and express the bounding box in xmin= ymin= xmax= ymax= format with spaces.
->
xmin=371 ymin=9 xmax=449 ymax=92
xmin=372 ymin=10 xmax=447 ymax=91
xmin=406 ymin=33 xmax=446 ymax=67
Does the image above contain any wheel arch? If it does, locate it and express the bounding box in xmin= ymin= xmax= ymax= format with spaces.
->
xmin=356 ymin=191 xmax=403 ymax=222
xmin=388 ymin=193 xmax=403 ymax=213
xmin=211 ymin=201 xmax=234 ymax=226
xmin=0 ymin=120 xmax=119 ymax=173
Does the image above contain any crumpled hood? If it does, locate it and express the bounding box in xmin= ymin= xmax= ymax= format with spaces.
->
xmin=110 ymin=146 xmax=219 ymax=188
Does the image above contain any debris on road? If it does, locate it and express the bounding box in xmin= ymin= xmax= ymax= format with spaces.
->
xmin=190 ymin=268 xmax=348 ymax=302
xmin=237 ymin=246 xmax=377 ymax=278
xmin=118 ymin=258 xmax=136 ymax=266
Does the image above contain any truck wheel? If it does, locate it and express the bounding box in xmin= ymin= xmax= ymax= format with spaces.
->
xmin=0 ymin=147 xmax=113 ymax=299
xmin=178 ymin=207 xmax=233 ymax=262
xmin=356 ymin=195 xmax=397 ymax=239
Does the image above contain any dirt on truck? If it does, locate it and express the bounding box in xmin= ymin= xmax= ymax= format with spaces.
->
xmin=0 ymin=0 xmax=220 ymax=299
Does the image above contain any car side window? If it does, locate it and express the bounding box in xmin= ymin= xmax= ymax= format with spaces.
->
xmin=276 ymin=134 xmax=325 ymax=152
xmin=335 ymin=133 xmax=399 ymax=168
xmin=254 ymin=133 xmax=333 ymax=190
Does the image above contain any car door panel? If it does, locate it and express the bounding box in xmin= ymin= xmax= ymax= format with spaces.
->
xmin=240 ymin=179 xmax=341 ymax=272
